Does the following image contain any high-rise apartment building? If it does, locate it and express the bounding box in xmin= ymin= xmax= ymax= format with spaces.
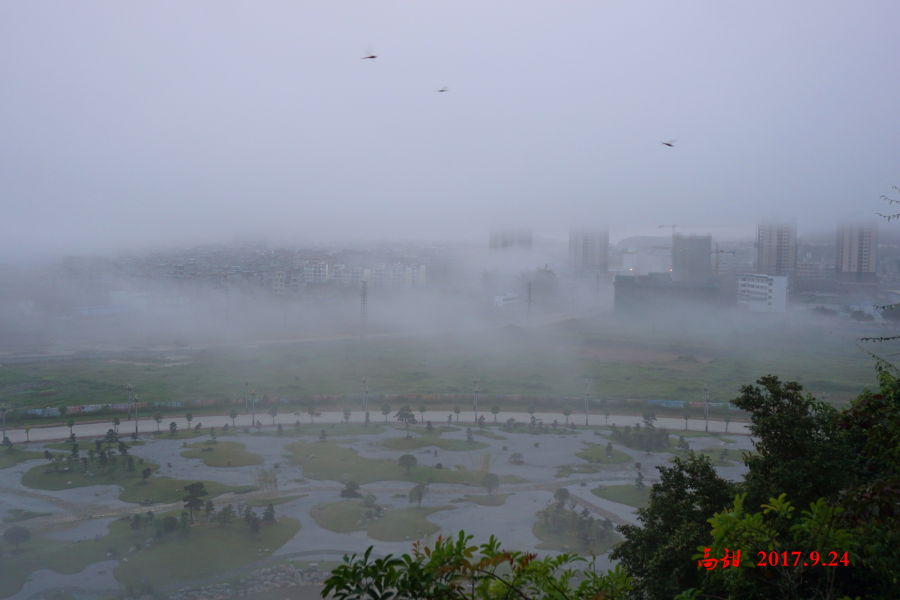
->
xmin=835 ymin=223 xmax=878 ymax=296
xmin=489 ymin=229 xmax=533 ymax=251
xmin=671 ymin=234 xmax=712 ymax=283
xmin=756 ymin=221 xmax=797 ymax=278
xmin=569 ymin=229 xmax=609 ymax=272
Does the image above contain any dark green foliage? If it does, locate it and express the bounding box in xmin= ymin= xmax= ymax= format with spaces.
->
xmin=182 ymin=482 xmax=208 ymax=523
xmin=262 ymin=503 xmax=276 ymax=523
xmin=610 ymin=453 xmax=737 ymax=599
xmin=733 ymin=375 xmax=852 ymax=512
xmin=3 ymin=525 xmax=30 ymax=550
xmin=398 ymin=454 xmax=417 ymax=473
xmin=608 ymin=422 xmax=669 ymax=452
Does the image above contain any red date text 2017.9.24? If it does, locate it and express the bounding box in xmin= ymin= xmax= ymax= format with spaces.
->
xmin=757 ymin=551 xmax=850 ymax=567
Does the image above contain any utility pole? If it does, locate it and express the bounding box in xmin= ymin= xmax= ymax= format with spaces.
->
xmin=526 ymin=281 xmax=532 ymax=322
xmin=125 ymin=383 xmax=134 ymax=421
xmin=361 ymin=281 xmax=368 ymax=337
xmin=703 ymin=384 xmax=710 ymax=432
xmin=244 ymin=380 xmax=249 ymax=414
xmin=251 ymin=391 xmax=257 ymax=428
xmin=133 ymin=395 xmax=142 ymax=436
xmin=583 ymin=378 xmax=590 ymax=426
xmin=360 ymin=377 xmax=370 ymax=423
xmin=1 ymin=404 xmax=8 ymax=443
xmin=472 ymin=377 xmax=480 ymax=423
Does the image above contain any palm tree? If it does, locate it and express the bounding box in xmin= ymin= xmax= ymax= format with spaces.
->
xmin=723 ymin=413 xmax=732 ymax=433
xmin=185 ymin=412 xmax=193 ymax=429
xmin=418 ymin=404 xmax=426 ymax=423
xmin=603 ymin=407 xmax=611 ymax=426
xmin=24 ymin=426 xmax=31 ymax=443
xmin=307 ymin=405 xmax=315 ymax=424
xmin=381 ymin=403 xmax=391 ymax=422
xmin=154 ymin=412 xmax=163 ymax=432
xmin=491 ymin=405 xmax=499 ymax=423
xmin=113 ymin=417 xmax=120 ymax=433
xmin=683 ymin=404 xmax=691 ymax=431
xmin=229 ymin=409 xmax=238 ymax=427
xmin=453 ymin=405 xmax=461 ymax=423
xmin=562 ymin=407 xmax=572 ymax=424
xmin=268 ymin=406 xmax=278 ymax=425
xmin=67 ymin=420 xmax=75 ymax=436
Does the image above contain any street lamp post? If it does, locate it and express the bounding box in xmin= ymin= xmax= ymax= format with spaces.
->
xmin=124 ymin=383 xmax=134 ymax=421
xmin=244 ymin=380 xmax=249 ymax=414
xmin=583 ymin=379 xmax=590 ymax=426
xmin=704 ymin=384 xmax=710 ymax=433
xmin=472 ymin=377 xmax=480 ymax=424
xmin=1 ymin=404 xmax=8 ymax=443
xmin=251 ymin=391 xmax=257 ymax=428
xmin=360 ymin=377 xmax=369 ymax=424
xmin=133 ymin=395 xmax=142 ymax=436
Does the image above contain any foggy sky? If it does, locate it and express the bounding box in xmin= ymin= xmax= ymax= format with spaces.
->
xmin=2 ymin=1 xmax=899 ymax=260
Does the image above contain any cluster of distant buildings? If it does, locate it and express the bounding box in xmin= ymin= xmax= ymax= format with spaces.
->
xmin=488 ymin=221 xmax=880 ymax=314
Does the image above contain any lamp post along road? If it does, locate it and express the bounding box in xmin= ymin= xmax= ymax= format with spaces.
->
xmin=704 ymin=384 xmax=710 ymax=433
xmin=472 ymin=377 xmax=480 ymax=423
xmin=360 ymin=377 xmax=370 ymax=424
xmin=1 ymin=404 xmax=8 ymax=443
xmin=124 ymin=383 xmax=134 ymax=421
xmin=583 ymin=379 xmax=590 ymax=426
xmin=133 ymin=395 xmax=142 ymax=436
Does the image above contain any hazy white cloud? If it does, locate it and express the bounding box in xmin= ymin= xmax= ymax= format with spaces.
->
xmin=2 ymin=1 xmax=899 ymax=258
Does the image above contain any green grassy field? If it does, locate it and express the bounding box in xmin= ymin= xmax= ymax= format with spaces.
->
xmin=591 ymin=484 xmax=651 ymax=509
xmin=2 ymin=508 xmax=52 ymax=522
xmin=309 ymin=500 xmax=453 ymax=541
xmin=254 ymin=423 xmax=386 ymax=437
xmin=575 ymin=442 xmax=632 ymax=464
xmin=367 ymin=506 xmax=454 ymax=542
xmin=450 ymin=493 xmax=511 ymax=507
xmin=21 ymin=461 xmax=255 ymax=504
xmin=246 ymin=494 xmax=305 ymax=507
xmin=0 ymin=317 xmax=877 ymax=420
xmin=287 ymin=440 xmax=478 ymax=485
xmin=381 ymin=432 xmax=489 ymax=452
xmin=0 ymin=511 xmax=299 ymax=597
xmin=44 ymin=440 xmax=145 ymax=451
xmin=532 ymin=509 xmax=622 ymax=554
xmin=0 ymin=447 xmax=44 ymax=470
xmin=181 ymin=441 xmax=264 ymax=467
xmin=113 ymin=513 xmax=302 ymax=589
xmin=309 ymin=500 xmax=369 ymax=533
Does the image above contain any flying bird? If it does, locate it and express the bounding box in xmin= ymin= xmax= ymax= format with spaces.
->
xmin=438 ymin=87 xmax=448 ymax=92
xmin=661 ymin=140 xmax=676 ymax=147
xmin=361 ymin=46 xmax=376 ymax=60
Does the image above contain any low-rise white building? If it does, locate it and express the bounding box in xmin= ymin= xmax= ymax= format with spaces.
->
xmin=494 ymin=293 xmax=519 ymax=307
xmin=737 ymin=274 xmax=787 ymax=312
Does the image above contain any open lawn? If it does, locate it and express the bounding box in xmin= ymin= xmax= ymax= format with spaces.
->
xmin=151 ymin=429 xmax=207 ymax=440
xmin=309 ymin=501 xmax=369 ymax=533
xmin=366 ymin=506 xmax=454 ymax=542
xmin=44 ymin=440 xmax=145 ymax=451
xmin=575 ymin=442 xmax=632 ymax=465
xmin=3 ymin=508 xmax=52 ymax=522
xmin=310 ymin=501 xmax=453 ymax=541
xmin=113 ymin=511 xmax=302 ymax=589
xmin=0 ymin=447 xmax=44 ymax=470
xmin=670 ymin=447 xmax=745 ymax=467
xmin=246 ymin=494 xmax=306 ymax=507
xmin=0 ymin=317 xmax=876 ymax=420
xmin=532 ymin=509 xmax=621 ymax=554
xmin=288 ymin=440 xmax=479 ymax=485
xmin=672 ymin=431 xmax=737 ymax=443
xmin=21 ymin=461 xmax=255 ymax=504
xmin=255 ymin=423 xmax=386 ymax=437
xmin=382 ymin=433 xmax=488 ymax=452
xmin=591 ymin=484 xmax=650 ymax=509
xmin=472 ymin=429 xmax=507 ymax=440
xmin=181 ymin=441 xmax=264 ymax=467
xmin=0 ymin=533 xmax=111 ymax=598
xmin=450 ymin=493 xmax=511 ymax=507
